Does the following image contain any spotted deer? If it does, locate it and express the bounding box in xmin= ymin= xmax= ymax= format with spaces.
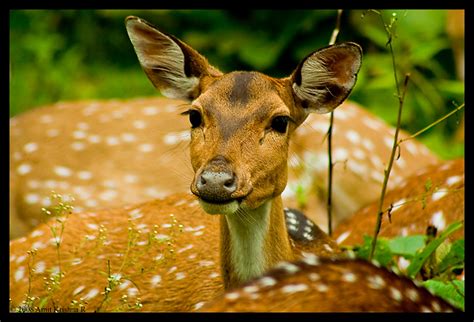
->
xmin=200 ymin=254 xmax=458 ymax=312
xmin=10 ymin=15 xmax=365 ymax=311
xmin=10 ymin=85 xmax=439 ymax=239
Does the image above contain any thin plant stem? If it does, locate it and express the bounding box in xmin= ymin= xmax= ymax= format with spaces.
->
xmin=326 ymin=9 xmax=343 ymax=236
xmin=399 ymin=103 xmax=465 ymax=144
xmin=368 ymin=12 xmax=411 ymax=261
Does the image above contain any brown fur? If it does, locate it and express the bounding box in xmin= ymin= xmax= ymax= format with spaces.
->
xmin=333 ymin=159 xmax=464 ymax=245
xmin=201 ymin=258 xmax=458 ymax=312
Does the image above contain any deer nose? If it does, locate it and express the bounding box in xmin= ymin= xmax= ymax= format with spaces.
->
xmin=196 ymin=170 xmax=237 ymax=202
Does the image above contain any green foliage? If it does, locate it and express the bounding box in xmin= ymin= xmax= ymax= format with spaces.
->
xmin=423 ymin=280 xmax=464 ymax=311
xmin=351 ymin=221 xmax=464 ymax=310
xmin=405 ymin=221 xmax=462 ymax=278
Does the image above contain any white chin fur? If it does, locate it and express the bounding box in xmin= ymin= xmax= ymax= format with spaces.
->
xmin=199 ymin=199 xmax=240 ymax=215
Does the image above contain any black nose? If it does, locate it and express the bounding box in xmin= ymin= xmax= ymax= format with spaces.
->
xmin=195 ymin=156 xmax=238 ymax=203
xmin=196 ymin=170 xmax=237 ymax=203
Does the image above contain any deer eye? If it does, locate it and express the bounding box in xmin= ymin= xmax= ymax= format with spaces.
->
xmin=188 ymin=110 xmax=202 ymax=128
xmin=271 ymin=116 xmax=290 ymax=134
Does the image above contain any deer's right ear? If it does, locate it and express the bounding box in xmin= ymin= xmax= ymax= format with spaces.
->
xmin=125 ymin=16 xmax=222 ymax=100
xmin=290 ymin=42 xmax=362 ymax=114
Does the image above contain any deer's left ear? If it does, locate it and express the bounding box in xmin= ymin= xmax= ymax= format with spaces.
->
xmin=290 ymin=42 xmax=362 ymax=114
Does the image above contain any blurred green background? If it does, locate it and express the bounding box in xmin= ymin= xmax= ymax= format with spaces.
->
xmin=10 ymin=9 xmax=464 ymax=159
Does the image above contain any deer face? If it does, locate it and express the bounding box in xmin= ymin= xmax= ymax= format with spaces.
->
xmin=126 ymin=16 xmax=362 ymax=215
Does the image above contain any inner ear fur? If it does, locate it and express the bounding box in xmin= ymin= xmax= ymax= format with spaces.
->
xmin=291 ymin=42 xmax=362 ymax=114
xmin=125 ymin=16 xmax=222 ymax=100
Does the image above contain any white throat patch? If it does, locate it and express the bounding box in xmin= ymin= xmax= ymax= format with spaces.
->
xmin=224 ymin=201 xmax=271 ymax=283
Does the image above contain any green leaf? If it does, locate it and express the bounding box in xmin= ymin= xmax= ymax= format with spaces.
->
xmin=38 ymin=296 xmax=49 ymax=309
xmin=355 ymin=235 xmax=393 ymax=267
xmin=437 ymin=239 xmax=464 ymax=274
xmin=388 ymin=235 xmax=426 ymax=258
xmin=423 ymin=279 xmax=464 ymax=311
xmin=406 ymin=221 xmax=463 ymax=278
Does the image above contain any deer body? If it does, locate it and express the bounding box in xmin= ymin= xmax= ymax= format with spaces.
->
xmin=201 ymin=255 xmax=458 ymax=312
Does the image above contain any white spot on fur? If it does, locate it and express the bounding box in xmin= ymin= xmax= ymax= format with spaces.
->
xmin=127 ymin=288 xmax=139 ymax=297
xmin=275 ymin=261 xmax=300 ymax=274
xmin=150 ymin=275 xmax=161 ymax=287
xmin=85 ymin=199 xmax=98 ymax=208
xmin=431 ymin=190 xmax=448 ymax=201
xmin=17 ymin=163 xmax=32 ymax=175
xmin=46 ymin=128 xmax=60 ymax=137
xmin=31 ymin=241 xmax=47 ymax=250
xmin=225 ymin=292 xmax=240 ymax=301
xmin=301 ymin=254 xmax=320 ymax=266
xmin=209 ymin=272 xmax=220 ymax=279
xmin=175 ymin=272 xmax=186 ymax=280
xmin=40 ymin=114 xmax=53 ymax=123
xmin=14 ymin=267 xmax=25 ymax=281
xmin=163 ymin=131 xmax=191 ymax=145
xmin=124 ymin=174 xmax=138 ymax=183
xmin=333 ymin=148 xmax=349 ymax=162
xmin=323 ymin=244 xmax=333 ymax=252
xmin=430 ymin=211 xmax=446 ymax=230
xmin=362 ymin=138 xmax=375 ymax=151
xmin=34 ymin=261 xmax=46 ymax=274
xmin=316 ymin=284 xmax=328 ymax=292
xmin=258 ymin=276 xmax=277 ymax=287
xmin=308 ymin=273 xmax=320 ymax=282
xmin=138 ymin=143 xmax=154 ymax=153
xmin=398 ymin=257 xmax=411 ymax=271
xmin=30 ymin=230 xmax=44 ymax=238
xmin=392 ymin=198 xmax=406 ymax=211
xmin=133 ymin=120 xmax=147 ymax=129
xmin=336 ymin=231 xmax=351 ymax=244
xmin=118 ymin=280 xmax=131 ymax=291
xmin=446 ymin=175 xmax=462 ymax=186
xmin=25 ymin=193 xmax=40 ymax=204
xmin=83 ymin=288 xmax=100 ymax=300
xmin=363 ymin=117 xmax=382 ymax=130
xmin=389 ymin=287 xmax=403 ymax=302
xmin=281 ymin=283 xmax=309 ymax=294
xmin=87 ymin=134 xmax=101 ymax=144
xmin=370 ymin=170 xmax=385 ymax=183
xmin=342 ymin=272 xmax=357 ymax=283
xmin=346 ymin=130 xmax=361 ymax=144
xmin=243 ymin=285 xmax=259 ymax=293
xmin=199 ymin=260 xmax=214 ymax=267
xmin=367 ymin=275 xmax=386 ymax=289
xmin=167 ymin=266 xmax=177 ymax=274
xmin=193 ymin=302 xmax=206 ymax=310
xmin=353 ymin=148 xmax=366 ymax=160
xmin=16 ymin=255 xmax=27 ymax=264
xmin=406 ymin=288 xmax=420 ymax=302
xmin=73 ymin=285 xmax=85 ymax=296
xmin=77 ymin=171 xmax=93 ymax=180
xmin=71 ymin=141 xmax=86 ymax=151
xmin=99 ymin=190 xmax=117 ymax=201
xmin=121 ymin=133 xmax=137 ymax=143
xmin=177 ymin=244 xmax=194 ymax=253
xmin=106 ymin=136 xmax=120 ymax=146
xmin=347 ymin=160 xmax=368 ymax=177
xmin=142 ymin=106 xmax=159 ymax=115
xmin=54 ymin=166 xmax=72 ymax=177
xmin=23 ymin=142 xmax=38 ymax=153
xmin=383 ymin=136 xmax=393 ymax=148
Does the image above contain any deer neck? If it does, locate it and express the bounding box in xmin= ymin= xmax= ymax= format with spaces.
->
xmin=220 ymin=196 xmax=294 ymax=289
